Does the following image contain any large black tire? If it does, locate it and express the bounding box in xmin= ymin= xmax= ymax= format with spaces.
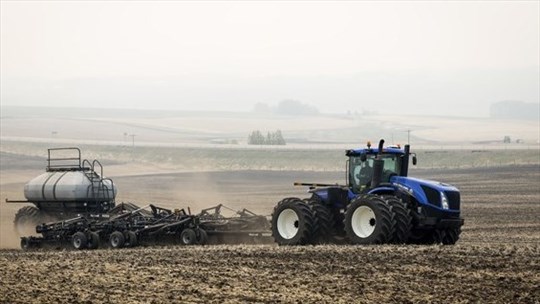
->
xmin=20 ymin=238 xmax=33 ymax=251
xmin=442 ymin=227 xmax=461 ymax=245
xmin=196 ymin=228 xmax=208 ymax=245
xmin=384 ymin=196 xmax=412 ymax=244
xmin=87 ymin=232 xmax=100 ymax=249
xmin=408 ymin=229 xmax=443 ymax=245
xmin=180 ymin=228 xmax=197 ymax=245
xmin=344 ymin=196 xmax=394 ymax=244
xmin=271 ymin=197 xmax=315 ymax=245
xmin=125 ymin=231 xmax=138 ymax=248
xmin=306 ymin=198 xmax=335 ymax=244
xmin=109 ymin=231 xmax=125 ymax=249
xmin=331 ymin=209 xmax=347 ymax=244
xmin=14 ymin=206 xmax=42 ymax=236
xmin=72 ymin=232 xmax=88 ymax=250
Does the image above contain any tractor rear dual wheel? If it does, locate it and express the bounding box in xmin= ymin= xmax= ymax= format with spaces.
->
xmin=344 ymin=195 xmax=395 ymax=244
xmin=306 ymin=198 xmax=336 ymax=244
xmin=271 ymin=197 xmax=315 ymax=245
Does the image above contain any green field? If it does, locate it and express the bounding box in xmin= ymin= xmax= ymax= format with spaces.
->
xmin=1 ymin=140 xmax=538 ymax=172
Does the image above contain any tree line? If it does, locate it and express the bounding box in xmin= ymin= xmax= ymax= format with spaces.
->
xmin=248 ymin=130 xmax=286 ymax=145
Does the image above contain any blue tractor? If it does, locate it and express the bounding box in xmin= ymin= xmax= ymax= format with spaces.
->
xmin=271 ymin=139 xmax=464 ymax=245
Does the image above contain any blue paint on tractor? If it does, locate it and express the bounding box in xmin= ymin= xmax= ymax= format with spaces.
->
xmin=302 ymin=140 xmax=463 ymax=227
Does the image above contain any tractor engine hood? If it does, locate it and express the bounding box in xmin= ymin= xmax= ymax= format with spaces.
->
xmin=390 ymin=176 xmax=461 ymax=212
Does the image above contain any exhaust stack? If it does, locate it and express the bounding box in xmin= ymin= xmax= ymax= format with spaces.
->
xmin=371 ymin=139 xmax=385 ymax=187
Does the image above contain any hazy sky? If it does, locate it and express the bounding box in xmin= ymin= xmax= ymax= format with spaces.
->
xmin=1 ymin=1 xmax=539 ymax=116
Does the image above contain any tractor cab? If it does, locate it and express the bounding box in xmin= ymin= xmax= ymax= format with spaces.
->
xmin=346 ymin=142 xmax=416 ymax=194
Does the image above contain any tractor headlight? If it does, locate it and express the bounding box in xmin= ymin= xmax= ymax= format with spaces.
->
xmin=440 ymin=192 xmax=449 ymax=210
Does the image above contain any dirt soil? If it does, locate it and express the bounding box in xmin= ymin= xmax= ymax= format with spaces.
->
xmin=1 ymin=164 xmax=539 ymax=303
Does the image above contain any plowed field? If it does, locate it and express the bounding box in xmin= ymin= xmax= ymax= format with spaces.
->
xmin=1 ymin=165 xmax=539 ymax=303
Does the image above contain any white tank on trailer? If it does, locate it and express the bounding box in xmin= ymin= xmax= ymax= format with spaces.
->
xmin=24 ymin=171 xmax=117 ymax=202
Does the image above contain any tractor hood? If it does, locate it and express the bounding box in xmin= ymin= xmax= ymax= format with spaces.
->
xmin=390 ymin=176 xmax=461 ymax=212
xmin=391 ymin=176 xmax=459 ymax=193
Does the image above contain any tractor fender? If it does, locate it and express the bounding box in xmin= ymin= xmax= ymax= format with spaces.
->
xmin=309 ymin=187 xmax=349 ymax=209
xmin=366 ymin=186 xmax=395 ymax=196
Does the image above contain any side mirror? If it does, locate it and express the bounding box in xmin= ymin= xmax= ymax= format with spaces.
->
xmin=360 ymin=154 xmax=367 ymax=162
xmin=412 ymin=156 xmax=417 ymax=165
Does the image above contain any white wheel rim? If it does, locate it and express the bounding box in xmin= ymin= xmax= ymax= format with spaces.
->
xmin=111 ymin=235 xmax=120 ymax=247
xmin=277 ymin=208 xmax=300 ymax=239
xmin=183 ymin=234 xmax=191 ymax=244
xmin=74 ymin=238 xmax=82 ymax=248
xmin=351 ymin=206 xmax=376 ymax=238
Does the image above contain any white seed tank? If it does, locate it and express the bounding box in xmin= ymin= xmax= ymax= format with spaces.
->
xmin=24 ymin=171 xmax=117 ymax=202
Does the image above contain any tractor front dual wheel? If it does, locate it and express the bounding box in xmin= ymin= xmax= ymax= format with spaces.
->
xmin=271 ymin=198 xmax=315 ymax=245
xmin=408 ymin=227 xmax=461 ymax=245
xmin=306 ymin=198 xmax=337 ymax=244
xmin=344 ymin=196 xmax=394 ymax=244
xmin=383 ymin=196 xmax=412 ymax=244
xmin=442 ymin=228 xmax=461 ymax=245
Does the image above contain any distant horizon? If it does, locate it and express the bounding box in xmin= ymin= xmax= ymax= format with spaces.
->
xmin=2 ymin=103 xmax=533 ymax=119
xmin=2 ymin=66 xmax=538 ymax=118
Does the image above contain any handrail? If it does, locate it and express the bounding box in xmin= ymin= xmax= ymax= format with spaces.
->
xmin=81 ymin=159 xmax=92 ymax=169
xmin=101 ymin=177 xmax=115 ymax=201
xmin=92 ymin=160 xmax=104 ymax=178
xmin=85 ymin=177 xmax=115 ymax=202
xmin=47 ymin=147 xmax=82 ymax=171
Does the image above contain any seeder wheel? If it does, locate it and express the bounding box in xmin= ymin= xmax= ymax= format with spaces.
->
xmin=87 ymin=232 xmax=100 ymax=249
xmin=180 ymin=228 xmax=197 ymax=245
xmin=72 ymin=232 xmax=88 ymax=250
xmin=125 ymin=231 xmax=138 ymax=248
xmin=196 ymin=228 xmax=208 ymax=245
xmin=109 ymin=231 xmax=125 ymax=249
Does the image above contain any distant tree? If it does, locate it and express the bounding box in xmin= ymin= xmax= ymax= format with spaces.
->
xmin=503 ymin=136 xmax=511 ymax=144
xmin=250 ymin=130 xmax=266 ymax=145
xmin=275 ymin=130 xmax=286 ymax=145
xmin=248 ymin=130 xmax=265 ymax=145
xmin=266 ymin=132 xmax=273 ymax=144
xmin=248 ymin=130 xmax=286 ymax=145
